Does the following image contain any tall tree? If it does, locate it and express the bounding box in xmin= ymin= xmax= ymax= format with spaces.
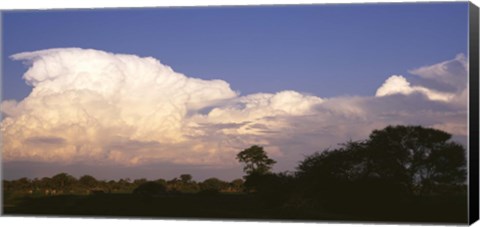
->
xmin=236 ymin=145 xmax=276 ymax=175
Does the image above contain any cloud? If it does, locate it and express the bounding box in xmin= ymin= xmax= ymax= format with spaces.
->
xmin=1 ymin=48 xmax=468 ymax=171
xmin=4 ymin=48 xmax=239 ymax=165
xmin=375 ymin=75 xmax=455 ymax=102
xmin=409 ymin=54 xmax=467 ymax=92
xmin=0 ymin=100 xmax=21 ymax=117
xmin=376 ymin=54 xmax=468 ymax=107
xmin=2 ymin=48 xmax=322 ymax=166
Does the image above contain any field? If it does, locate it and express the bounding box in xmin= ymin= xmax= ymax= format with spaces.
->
xmin=3 ymin=192 xmax=468 ymax=224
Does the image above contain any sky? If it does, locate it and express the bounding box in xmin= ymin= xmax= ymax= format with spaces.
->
xmin=1 ymin=2 xmax=470 ymax=181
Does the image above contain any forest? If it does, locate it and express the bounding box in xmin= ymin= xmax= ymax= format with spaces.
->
xmin=2 ymin=125 xmax=468 ymax=223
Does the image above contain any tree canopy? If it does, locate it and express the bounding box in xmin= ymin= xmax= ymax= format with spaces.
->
xmin=236 ymin=145 xmax=276 ymax=175
xmin=79 ymin=175 xmax=98 ymax=188
xmin=296 ymin=125 xmax=467 ymax=204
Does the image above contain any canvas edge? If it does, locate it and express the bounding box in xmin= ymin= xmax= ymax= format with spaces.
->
xmin=469 ymin=1 xmax=479 ymax=225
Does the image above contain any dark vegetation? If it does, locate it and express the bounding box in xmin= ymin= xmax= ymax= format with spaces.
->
xmin=3 ymin=125 xmax=468 ymax=223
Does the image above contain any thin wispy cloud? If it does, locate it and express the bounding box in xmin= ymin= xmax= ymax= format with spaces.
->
xmin=1 ymin=48 xmax=468 ymax=170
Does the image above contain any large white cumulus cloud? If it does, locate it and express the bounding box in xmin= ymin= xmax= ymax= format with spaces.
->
xmin=1 ymin=48 xmax=468 ymax=169
xmin=1 ymin=48 xmax=323 ymax=166
xmin=3 ymin=48 xmax=240 ymax=165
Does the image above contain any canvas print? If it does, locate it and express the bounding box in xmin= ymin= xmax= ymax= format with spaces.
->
xmin=1 ymin=2 xmax=477 ymax=224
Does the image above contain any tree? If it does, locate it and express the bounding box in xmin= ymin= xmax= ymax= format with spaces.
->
xmin=79 ymin=175 xmax=98 ymax=189
xmin=295 ymin=125 xmax=467 ymax=210
xmin=200 ymin=178 xmax=227 ymax=194
xmin=295 ymin=141 xmax=371 ymax=209
xmin=366 ymin=125 xmax=466 ymax=195
xmin=51 ymin=173 xmax=77 ymax=193
xmin=133 ymin=178 xmax=148 ymax=186
xmin=180 ymin=174 xmax=193 ymax=183
xmin=230 ymin=178 xmax=244 ymax=192
xmin=174 ymin=174 xmax=199 ymax=193
xmin=13 ymin=178 xmax=32 ymax=192
xmin=154 ymin=178 xmax=167 ymax=186
xmin=236 ymin=145 xmax=276 ymax=175
xmin=39 ymin=177 xmax=53 ymax=190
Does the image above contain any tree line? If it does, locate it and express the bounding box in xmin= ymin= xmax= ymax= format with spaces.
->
xmin=3 ymin=173 xmax=245 ymax=196
xmin=236 ymin=125 xmax=467 ymax=213
xmin=4 ymin=125 xmax=467 ymax=214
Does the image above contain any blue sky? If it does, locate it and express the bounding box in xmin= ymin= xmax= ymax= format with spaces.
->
xmin=2 ymin=3 xmax=468 ymax=101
